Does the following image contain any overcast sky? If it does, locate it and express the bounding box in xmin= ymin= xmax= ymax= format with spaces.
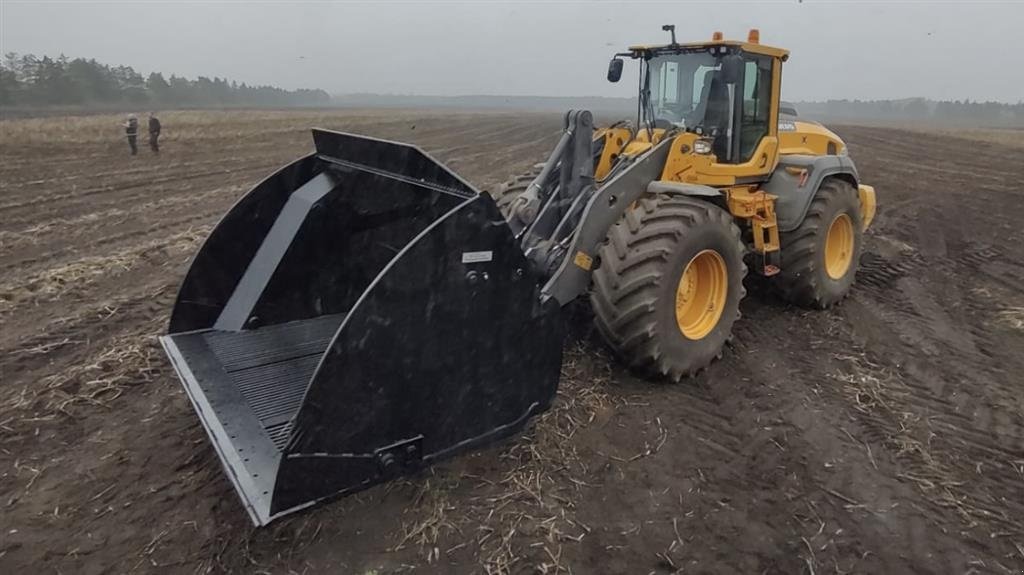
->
xmin=2 ymin=1 xmax=1022 ymax=102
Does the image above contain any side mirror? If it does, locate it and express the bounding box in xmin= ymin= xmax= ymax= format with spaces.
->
xmin=607 ymin=58 xmax=624 ymax=83
xmin=720 ymin=54 xmax=744 ymax=84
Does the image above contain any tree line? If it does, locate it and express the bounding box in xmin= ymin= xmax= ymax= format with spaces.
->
xmin=0 ymin=53 xmax=331 ymax=109
xmin=3 ymin=53 xmax=1022 ymax=125
xmin=794 ymin=98 xmax=1024 ymax=126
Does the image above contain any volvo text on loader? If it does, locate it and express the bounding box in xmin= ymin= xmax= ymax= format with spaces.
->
xmin=160 ymin=28 xmax=877 ymax=524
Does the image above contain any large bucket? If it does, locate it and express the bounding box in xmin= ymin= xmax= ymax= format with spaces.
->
xmin=160 ymin=129 xmax=563 ymax=525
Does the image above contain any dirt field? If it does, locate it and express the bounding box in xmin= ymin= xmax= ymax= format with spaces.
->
xmin=2 ymin=110 xmax=1023 ymax=574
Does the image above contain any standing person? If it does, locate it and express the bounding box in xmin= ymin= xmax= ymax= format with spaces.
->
xmin=148 ymin=112 xmax=162 ymax=154
xmin=124 ymin=114 xmax=139 ymax=156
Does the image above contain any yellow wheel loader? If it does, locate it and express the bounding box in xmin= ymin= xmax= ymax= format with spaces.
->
xmin=161 ymin=28 xmax=876 ymax=524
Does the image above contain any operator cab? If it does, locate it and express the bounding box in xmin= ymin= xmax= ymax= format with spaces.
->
xmin=609 ymin=28 xmax=788 ymax=166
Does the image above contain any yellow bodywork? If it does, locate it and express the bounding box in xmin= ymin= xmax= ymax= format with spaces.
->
xmin=660 ymin=133 xmax=780 ymax=186
xmin=858 ymin=184 xmax=877 ymax=230
xmin=594 ymin=127 xmax=632 ymax=181
xmin=594 ymin=127 xmax=672 ymax=180
xmin=595 ymin=32 xmax=874 ymax=275
xmin=779 ymin=120 xmax=846 ymax=156
xmin=726 ymin=186 xmax=780 ymax=256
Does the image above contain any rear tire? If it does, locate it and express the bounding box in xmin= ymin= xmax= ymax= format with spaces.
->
xmin=775 ymin=178 xmax=863 ymax=308
xmin=492 ymin=165 xmax=542 ymax=219
xmin=590 ymin=195 xmax=746 ymax=381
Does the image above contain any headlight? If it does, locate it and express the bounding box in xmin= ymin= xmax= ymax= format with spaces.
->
xmin=693 ymin=139 xmax=713 ymax=154
xmin=838 ymin=145 xmax=849 ymax=156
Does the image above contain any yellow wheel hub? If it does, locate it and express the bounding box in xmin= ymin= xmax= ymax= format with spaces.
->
xmin=675 ymin=250 xmax=728 ymax=340
xmin=824 ymin=213 xmax=854 ymax=280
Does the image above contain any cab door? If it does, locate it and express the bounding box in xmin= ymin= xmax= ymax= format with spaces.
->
xmin=687 ymin=52 xmax=781 ymax=185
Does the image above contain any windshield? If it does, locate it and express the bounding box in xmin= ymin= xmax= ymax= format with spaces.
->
xmin=643 ymin=48 xmax=774 ymax=163
xmin=646 ymin=51 xmax=723 ymax=130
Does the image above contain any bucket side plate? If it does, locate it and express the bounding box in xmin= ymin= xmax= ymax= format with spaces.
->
xmin=270 ymin=193 xmax=563 ymax=516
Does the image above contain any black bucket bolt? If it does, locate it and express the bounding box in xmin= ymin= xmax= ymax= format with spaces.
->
xmin=375 ymin=436 xmax=424 ymax=478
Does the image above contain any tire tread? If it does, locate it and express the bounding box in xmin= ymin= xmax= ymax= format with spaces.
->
xmin=591 ymin=195 xmax=746 ymax=381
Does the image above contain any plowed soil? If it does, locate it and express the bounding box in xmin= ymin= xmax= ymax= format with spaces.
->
xmin=1 ymin=111 xmax=1022 ymax=574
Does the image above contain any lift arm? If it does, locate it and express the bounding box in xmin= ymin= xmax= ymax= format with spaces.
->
xmin=513 ymin=110 xmax=673 ymax=306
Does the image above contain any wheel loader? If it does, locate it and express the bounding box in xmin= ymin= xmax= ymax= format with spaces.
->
xmin=160 ymin=28 xmax=876 ymax=524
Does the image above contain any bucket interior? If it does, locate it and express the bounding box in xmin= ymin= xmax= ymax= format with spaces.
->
xmin=174 ymin=314 xmax=345 ymax=449
xmin=242 ymin=165 xmax=466 ymax=329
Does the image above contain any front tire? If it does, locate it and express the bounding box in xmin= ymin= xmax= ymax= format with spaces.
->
xmin=590 ymin=195 xmax=747 ymax=381
xmin=775 ymin=178 xmax=863 ymax=308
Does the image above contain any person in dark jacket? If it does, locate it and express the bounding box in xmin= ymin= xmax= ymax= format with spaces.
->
xmin=124 ymin=114 xmax=139 ymax=155
xmin=148 ymin=112 xmax=161 ymax=154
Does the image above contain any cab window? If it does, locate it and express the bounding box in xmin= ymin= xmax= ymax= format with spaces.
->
xmin=658 ymin=61 xmax=679 ymax=104
xmin=739 ymin=56 xmax=772 ymax=162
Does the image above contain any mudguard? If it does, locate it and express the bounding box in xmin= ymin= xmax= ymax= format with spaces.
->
xmin=763 ymin=154 xmax=860 ymax=231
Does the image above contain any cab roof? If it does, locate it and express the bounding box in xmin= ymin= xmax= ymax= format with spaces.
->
xmin=627 ymin=39 xmax=789 ymax=60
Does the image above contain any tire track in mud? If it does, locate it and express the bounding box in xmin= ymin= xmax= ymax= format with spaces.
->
xmin=651 ymin=380 xmax=749 ymax=459
xmin=730 ymin=228 xmax=1024 ymax=567
xmin=830 ymin=238 xmax=1024 ymax=554
xmin=827 ymin=349 xmax=1024 ymax=538
xmin=726 ymin=306 xmax=946 ymax=572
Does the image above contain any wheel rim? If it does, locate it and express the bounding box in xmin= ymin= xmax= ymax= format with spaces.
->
xmin=824 ymin=213 xmax=854 ymax=280
xmin=675 ymin=250 xmax=728 ymax=340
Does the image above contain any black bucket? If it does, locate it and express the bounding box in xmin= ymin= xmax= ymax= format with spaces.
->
xmin=161 ymin=129 xmax=563 ymax=525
